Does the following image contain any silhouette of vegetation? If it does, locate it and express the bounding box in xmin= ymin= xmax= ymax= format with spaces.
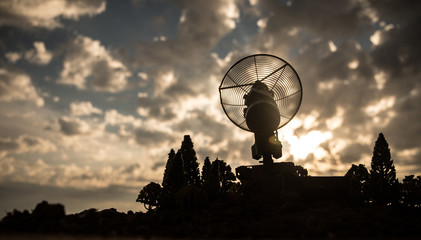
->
xmin=294 ymin=165 xmax=308 ymax=177
xmin=175 ymin=184 xmax=208 ymax=209
xmin=160 ymin=149 xmax=186 ymax=208
xmin=344 ymin=133 xmax=410 ymax=205
xmin=137 ymin=135 xmax=236 ymax=211
xmin=4 ymin=133 xmax=421 ymax=239
xmin=368 ymin=133 xmax=399 ymax=205
xmin=136 ymin=182 xmax=162 ymax=211
xmin=204 ymin=158 xmax=236 ymax=199
xmin=201 ymin=156 xmax=211 ymax=185
xmin=345 ymin=164 xmax=369 ymax=204
xmin=401 ymin=175 xmax=421 ymax=207
xmin=180 ymin=135 xmax=201 ymax=186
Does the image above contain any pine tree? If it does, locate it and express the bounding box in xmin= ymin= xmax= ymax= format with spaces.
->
xmin=162 ymin=149 xmax=186 ymax=197
xmin=172 ymin=150 xmax=187 ymax=192
xmin=369 ymin=133 xmax=399 ymax=205
xmin=201 ymin=157 xmax=211 ymax=186
xmin=162 ymin=149 xmax=176 ymax=191
xmin=180 ymin=135 xmax=201 ymax=186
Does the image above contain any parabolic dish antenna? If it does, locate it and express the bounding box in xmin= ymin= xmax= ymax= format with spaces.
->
xmin=219 ymin=54 xmax=302 ymax=164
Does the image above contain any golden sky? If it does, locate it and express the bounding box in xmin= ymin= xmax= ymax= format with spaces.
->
xmin=0 ymin=0 xmax=420 ymax=215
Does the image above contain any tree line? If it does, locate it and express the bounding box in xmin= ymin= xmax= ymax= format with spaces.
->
xmin=346 ymin=133 xmax=421 ymax=207
xmin=136 ymin=135 xmax=236 ymax=211
xmin=137 ymin=133 xmax=421 ymax=211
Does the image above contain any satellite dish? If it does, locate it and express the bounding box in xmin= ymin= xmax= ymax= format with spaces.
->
xmin=219 ymin=54 xmax=302 ymax=165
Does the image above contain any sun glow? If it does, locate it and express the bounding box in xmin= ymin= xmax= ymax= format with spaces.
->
xmin=289 ymin=130 xmax=332 ymax=160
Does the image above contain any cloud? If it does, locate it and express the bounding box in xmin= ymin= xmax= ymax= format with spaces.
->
xmin=70 ymin=101 xmax=102 ymax=116
xmin=5 ymin=41 xmax=53 ymax=65
xmin=252 ymin=0 xmax=421 ymax=176
xmin=133 ymin=128 xmax=175 ymax=147
xmin=59 ymin=35 xmax=131 ymax=92
xmin=104 ymin=109 xmax=139 ymax=126
xmin=5 ymin=42 xmax=52 ymax=65
xmin=58 ymin=117 xmax=90 ymax=136
xmin=0 ymin=138 xmax=19 ymax=152
xmin=256 ymin=0 xmax=373 ymax=49
xmin=5 ymin=52 xmax=21 ymax=63
xmin=24 ymin=42 xmax=53 ymax=65
xmin=0 ymin=0 xmax=106 ymax=29
xmin=130 ymin=0 xmax=421 ymax=178
xmin=0 ymin=135 xmax=57 ymax=156
xmin=0 ymin=68 xmax=44 ymax=107
xmin=131 ymin=0 xmax=240 ymax=120
xmin=0 ymin=155 xmax=151 ymax=191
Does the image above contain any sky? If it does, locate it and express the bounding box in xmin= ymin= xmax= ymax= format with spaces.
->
xmin=0 ymin=0 xmax=420 ymax=215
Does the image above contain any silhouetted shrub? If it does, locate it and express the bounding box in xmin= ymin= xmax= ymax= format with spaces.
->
xmin=345 ymin=164 xmax=369 ymax=204
xmin=136 ymin=182 xmax=163 ymax=211
xmin=294 ymin=165 xmax=308 ymax=177
xmin=401 ymin=175 xmax=421 ymax=207
xmin=32 ymin=200 xmax=65 ymax=219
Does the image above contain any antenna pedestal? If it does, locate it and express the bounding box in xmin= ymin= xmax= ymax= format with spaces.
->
xmin=251 ymin=132 xmax=282 ymax=164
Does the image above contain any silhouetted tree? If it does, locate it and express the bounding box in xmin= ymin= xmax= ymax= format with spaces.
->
xmin=294 ymin=165 xmax=308 ymax=177
xmin=160 ymin=149 xmax=187 ymax=208
xmin=180 ymin=135 xmax=201 ymax=186
xmin=369 ymin=133 xmax=399 ymax=205
xmin=162 ymin=149 xmax=176 ymax=191
xmin=136 ymin=182 xmax=163 ymax=211
xmin=201 ymin=157 xmax=211 ymax=185
xmin=204 ymin=158 xmax=236 ymax=198
xmin=401 ymin=175 xmax=421 ymax=207
xmin=221 ymin=164 xmax=236 ymax=192
xmin=345 ymin=164 xmax=369 ymax=203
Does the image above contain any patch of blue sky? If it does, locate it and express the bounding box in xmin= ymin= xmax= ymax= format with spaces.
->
xmin=211 ymin=6 xmax=261 ymax=58
xmin=61 ymin=0 xmax=182 ymax=51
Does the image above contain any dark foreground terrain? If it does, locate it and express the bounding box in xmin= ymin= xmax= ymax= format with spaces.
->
xmin=1 ymin=195 xmax=421 ymax=239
